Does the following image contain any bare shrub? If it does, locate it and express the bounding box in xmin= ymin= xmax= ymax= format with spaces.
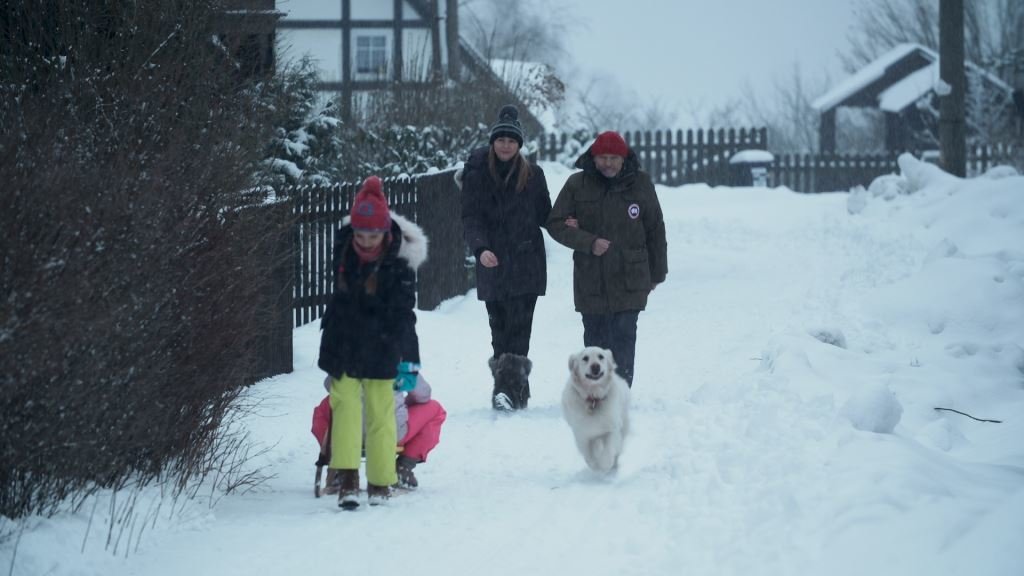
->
xmin=1 ymin=0 xmax=286 ymax=522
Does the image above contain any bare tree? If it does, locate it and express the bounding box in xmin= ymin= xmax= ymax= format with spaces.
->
xmin=635 ymin=96 xmax=681 ymax=132
xmin=461 ymin=1 xmax=685 ymax=135
xmin=989 ymin=0 xmax=1024 ymax=87
xmin=843 ymin=0 xmax=940 ymax=71
xmin=842 ymin=0 xmax=1022 ymax=154
xmin=845 ymin=0 xmax=1023 ymax=79
xmin=458 ymin=0 xmax=574 ymax=133
xmin=738 ymin=63 xmax=825 ymax=152
xmin=687 ymin=64 xmax=827 ymax=152
xmin=569 ymin=75 xmax=679 ymax=133
xmin=573 ymin=75 xmax=636 ymax=132
xmin=688 ymin=97 xmax=746 ymax=130
xmin=460 ymin=0 xmax=571 ymax=67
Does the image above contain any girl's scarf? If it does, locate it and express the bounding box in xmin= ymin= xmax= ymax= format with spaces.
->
xmin=337 ymin=233 xmax=392 ymax=295
xmin=353 ymin=237 xmax=386 ymax=263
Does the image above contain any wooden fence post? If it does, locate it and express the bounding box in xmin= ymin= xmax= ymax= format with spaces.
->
xmin=653 ymin=130 xmax=664 ymax=182
xmin=409 ymin=170 xmax=474 ymax=311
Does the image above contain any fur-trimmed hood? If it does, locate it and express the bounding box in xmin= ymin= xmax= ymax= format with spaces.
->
xmin=341 ymin=211 xmax=428 ymax=270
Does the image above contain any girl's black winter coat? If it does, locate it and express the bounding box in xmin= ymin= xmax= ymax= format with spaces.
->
xmin=318 ymin=214 xmax=428 ymax=381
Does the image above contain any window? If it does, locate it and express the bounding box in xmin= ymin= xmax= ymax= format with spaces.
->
xmin=355 ymin=35 xmax=387 ymax=78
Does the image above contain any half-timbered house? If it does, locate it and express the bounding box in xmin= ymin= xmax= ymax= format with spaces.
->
xmin=276 ymin=0 xmax=541 ymax=131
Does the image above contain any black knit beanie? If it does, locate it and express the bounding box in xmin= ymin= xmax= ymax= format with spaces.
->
xmin=489 ymin=104 xmax=525 ymax=146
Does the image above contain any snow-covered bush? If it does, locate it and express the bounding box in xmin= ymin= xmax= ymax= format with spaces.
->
xmin=351 ymin=122 xmax=488 ymax=179
xmin=260 ymin=63 xmax=492 ymax=185
xmin=259 ymin=57 xmax=352 ymax=186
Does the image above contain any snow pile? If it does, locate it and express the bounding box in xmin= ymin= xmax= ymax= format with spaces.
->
xmin=840 ymin=383 xmax=902 ymax=433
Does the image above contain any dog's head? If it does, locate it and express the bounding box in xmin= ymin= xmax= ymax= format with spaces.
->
xmin=568 ymin=346 xmax=617 ymax=396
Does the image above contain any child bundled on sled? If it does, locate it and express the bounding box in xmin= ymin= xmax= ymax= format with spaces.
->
xmin=312 ymin=371 xmax=446 ymax=499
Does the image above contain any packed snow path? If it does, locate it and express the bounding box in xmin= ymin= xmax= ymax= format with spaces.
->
xmin=8 ymin=160 xmax=1022 ymax=576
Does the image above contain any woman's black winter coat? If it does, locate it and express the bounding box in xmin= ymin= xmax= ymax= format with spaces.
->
xmin=460 ymin=146 xmax=552 ymax=302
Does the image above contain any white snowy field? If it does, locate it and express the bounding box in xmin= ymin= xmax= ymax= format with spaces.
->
xmin=3 ymin=155 xmax=1023 ymax=576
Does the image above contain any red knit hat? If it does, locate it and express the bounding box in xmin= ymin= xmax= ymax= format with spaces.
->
xmin=350 ymin=176 xmax=391 ymax=231
xmin=590 ymin=131 xmax=629 ymax=157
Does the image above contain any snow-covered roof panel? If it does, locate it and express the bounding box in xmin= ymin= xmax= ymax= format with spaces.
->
xmin=489 ymin=59 xmax=547 ymax=87
xmin=874 ymin=55 xmax=1011 ymax=113
xmin=878 ymin=63 xmax=937 ymax=112
xmin=812 ymin=43 xmax=930 ymax=112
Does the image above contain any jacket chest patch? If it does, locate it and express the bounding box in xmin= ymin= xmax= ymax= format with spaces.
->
xmin=628 ymin=203 xmax=640 ymax=219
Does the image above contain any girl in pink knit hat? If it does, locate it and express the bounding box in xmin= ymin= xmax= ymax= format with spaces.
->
xmin=317 ymin=175 xmax=430 ymax=510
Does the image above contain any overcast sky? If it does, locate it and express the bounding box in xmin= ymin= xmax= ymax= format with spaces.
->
xmin=555 ymin=0 xmax=859 ymax=122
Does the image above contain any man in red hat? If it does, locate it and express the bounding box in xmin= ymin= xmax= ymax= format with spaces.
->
xmin=546 ymin=131 xmax=668 ymax=387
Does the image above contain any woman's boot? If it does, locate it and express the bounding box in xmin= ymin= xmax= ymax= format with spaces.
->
xmin=490 ymin=354 xmax=532 ymax=410
xmin=488 ymin=356 xmax=513 ymax=411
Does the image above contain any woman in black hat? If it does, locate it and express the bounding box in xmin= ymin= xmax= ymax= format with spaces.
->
xmin=459 ymin=105 xmax=552 ymax=411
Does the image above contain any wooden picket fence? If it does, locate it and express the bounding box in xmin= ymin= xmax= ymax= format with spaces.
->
xmin=772 ymin=152 xmax=899 ymax=193
xmin=279 ymin=141 xmax=1016 ymax=330
xmin=536 ymin=127 xmax=769 ymax=186
xmin=284 ymin=169 xmax=472 ymax=327
xmin=772 ymin=144 xmax=1017 ymax=193
xmin=536 ymin=128 xmax=1016 ymax=192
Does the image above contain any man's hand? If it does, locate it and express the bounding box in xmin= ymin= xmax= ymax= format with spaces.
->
xmin=592 ymin=238 xmax=611 ymax=256
xmin=565 ymin=216 xmax=578 ymax=229
xmin=479 ymin=250 xmax=499 ymax=268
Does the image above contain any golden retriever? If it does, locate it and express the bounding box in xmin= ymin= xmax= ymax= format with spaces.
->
xmin=561 ymin=347 xmax=631 ymax=473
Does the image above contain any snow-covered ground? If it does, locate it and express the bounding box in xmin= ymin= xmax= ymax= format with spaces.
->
xmin=3 ymin=155 xmax=1023 ymax=576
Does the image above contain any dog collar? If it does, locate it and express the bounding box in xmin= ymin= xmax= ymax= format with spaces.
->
xmin=586 ymin=396 xmax=602 ymax=412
